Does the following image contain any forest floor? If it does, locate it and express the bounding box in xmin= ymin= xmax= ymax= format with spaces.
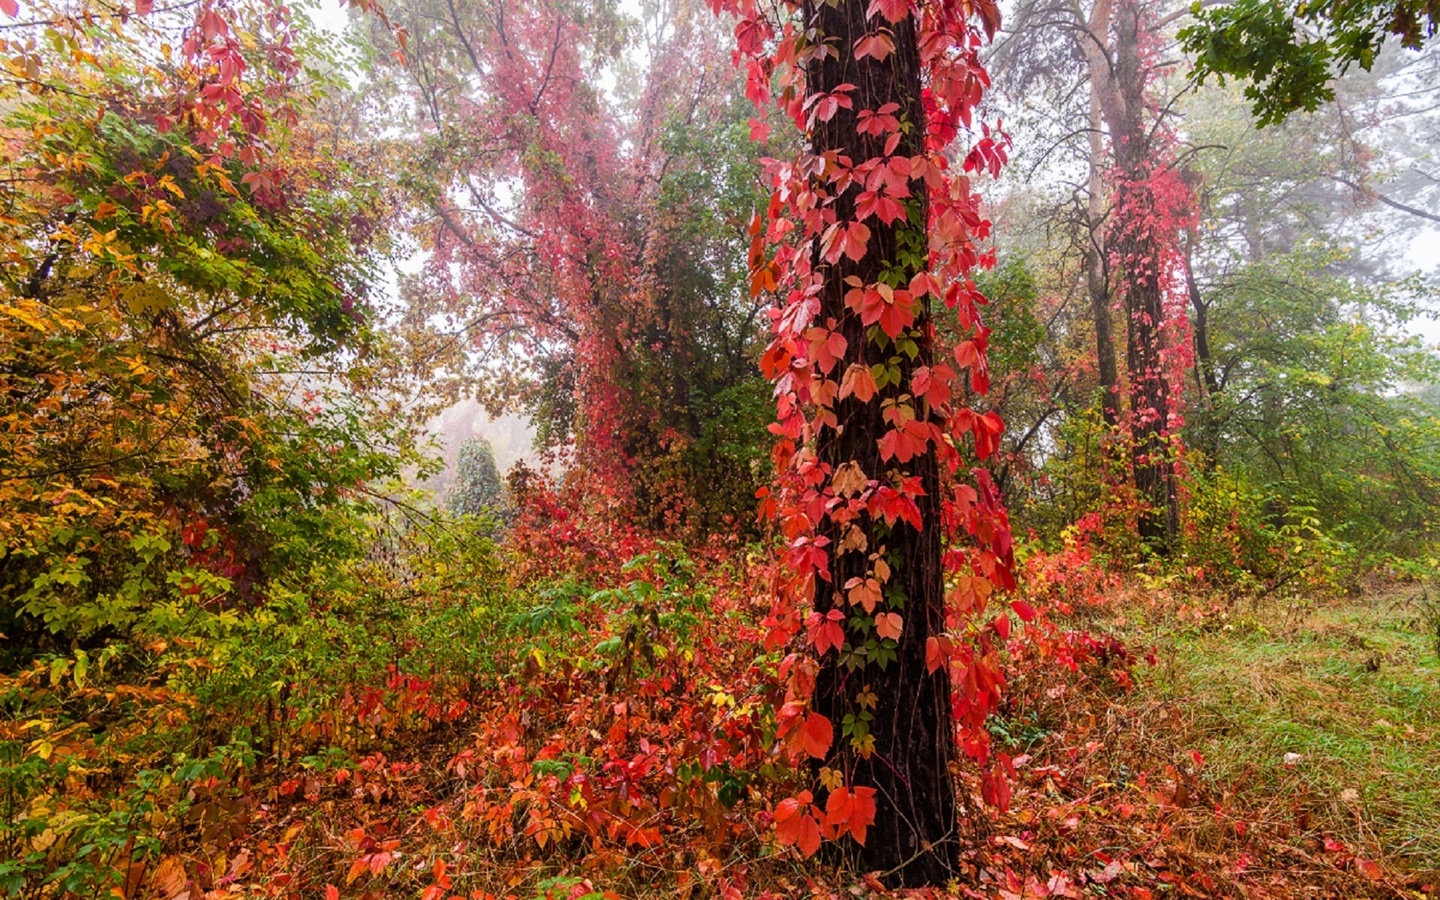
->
xmin=82 ymin=576 xmax=1440 ymax=900
xmin=971 ymin=580 xmax=1440 ymax=899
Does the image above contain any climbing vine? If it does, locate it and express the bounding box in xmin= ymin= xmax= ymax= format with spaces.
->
xmin=709 ymin=0 xmax=1019 ymax=876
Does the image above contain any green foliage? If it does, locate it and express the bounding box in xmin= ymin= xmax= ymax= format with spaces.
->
xmin=0 ymin=505 xmax=523 ymax=897
xmin=1182 ymin=0 xmax=1440 ymax=125
xmin=449 ymin=437 xmax=508 ymax=521
xmin=1180 ymin=466 xmax=1359 ymax=594
xmin=0 ymin=0 xmax=427 ymax=657
xmin=1188 ymin=245 xmax=1440 ymax=560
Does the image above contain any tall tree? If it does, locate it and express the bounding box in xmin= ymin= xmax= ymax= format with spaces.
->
xmin=714 ymin=0 xmax=1015 ymax=884
xmin=448 ymin=437 xmax=506 ymax=518
xmin=998 ymin=0 xmax=1193 ymax=545
xmin=1102 ymin=0 xmax=1192 ymax=544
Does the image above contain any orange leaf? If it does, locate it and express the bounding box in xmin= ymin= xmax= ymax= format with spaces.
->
xmin=839 ymin=363 xmax=878 ymax=403
xmin=875 ymin=611 xmax=903 ymax=641
xmin=925 ymin=634 xmax=953 ymax=673
xmin=345 ymin=856 xmax=368 ymax=885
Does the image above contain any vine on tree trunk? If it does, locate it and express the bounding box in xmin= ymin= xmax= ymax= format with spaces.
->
xmin=708 ymin=0 xmax=1019 ymax=884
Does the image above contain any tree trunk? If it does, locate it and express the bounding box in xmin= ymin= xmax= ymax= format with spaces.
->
xmin=1185 ymin=236 xmax=1223 ymax=467
xmin=1105 ymin=0 xmax=1178 ymax=545
xmin=1080 ymin=0 xmax=1121 ymax=429
xmin=804 ymin=0 xmax=959 ymax=884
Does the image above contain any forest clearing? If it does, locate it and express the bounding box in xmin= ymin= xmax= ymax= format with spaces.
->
xmin=2 ymin=0 xmax=1439 ymax=897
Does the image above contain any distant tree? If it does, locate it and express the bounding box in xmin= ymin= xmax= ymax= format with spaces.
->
xmin=1182 ymin=0 xmax=1440 ymax=126
xmin=448 ymin=438 xmax=506 ymax=520
xmin=367 ymin=0 xmax=773 ymax=535
xmin=1001 ymin=0 xmax=1194 ymax=546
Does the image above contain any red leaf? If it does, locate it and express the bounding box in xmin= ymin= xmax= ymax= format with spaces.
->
xmin=807 ymin=609 xmax=846 ymax=656
xmin=1356 ymin=857 xmax=1382 ymax=882
xmin=853 ymin=32 xmax=894 ymax=62
xmin=1010 ymin=600 xmax=1036 ymax=622
xmin=806 ymin=326 xmax=847 ymax=374
xmin=0 ymin=0 xmax=17 ymax=16
xmin=798 ymin=813 xmax=822 ymax=857
xmin=822 ymin=221 xmax=871 ymax=264
xmin=802 ymin=712 xmax=833 ymax=759
xmin=866 ymin=0 xmax=911 ymax=23
xmin=981 ymin=764 xmax=1012 ymax=812
xmin=847 ymin=786 xmax=877 ymax=843
xmin=825 ymin=785 xmax=878 ymax=844
xmin=775 ymin=792 xmax=823 ymax=858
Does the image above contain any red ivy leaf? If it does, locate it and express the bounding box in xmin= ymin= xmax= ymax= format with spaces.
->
xmin=866 ymin=0 xmax=911 ymax=23
xmin=802 ymin=712 xmax=833 ymax=759
xmin=826 ymin=785 xmax=878 ymax=844
xmin=775 ymin=792 xmax=823 ymax=858
xmin=853 ymin=31 xmax=895 ymax=62
xmin=808 ymin=609 xmax=846 ymax=655
xmin=981 ymin=764 xmax=1012 ymax=812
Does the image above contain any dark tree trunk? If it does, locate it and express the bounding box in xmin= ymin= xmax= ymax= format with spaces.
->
xmin=804 ymin=0 xmax=959 ymax=885
xmin=1186 ymin=253 xmax=1219 ymax=401
xmin=1106 ymin=0 xmax=1178 ymax=546
xmin=1185 ymin=237 xmax=1223 ymax=467
xmin=1079 ymin=0 xmax=1121 ymax=430
xmin=1086 ymin=244 xmax=1121 ymax=428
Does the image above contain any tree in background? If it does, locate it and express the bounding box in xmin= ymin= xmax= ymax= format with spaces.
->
xmin=448 ymin=437 xmax=507 ymax=520
xmin=366 ymin=0 xmax=773 ymax=536
xmin=0 ymin=0 xmax=418 ymax=653
xmin=999 ymin=0 xmax=1195 ymax=547
xmin=986 ymin=1 xmax=1440 ymax=563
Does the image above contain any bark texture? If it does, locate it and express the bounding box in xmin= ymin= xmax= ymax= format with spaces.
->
xmin=1100 ymin=0 xmax=1179 ymax=544
xmin=804 ymin=0 xmax=960 ymax=885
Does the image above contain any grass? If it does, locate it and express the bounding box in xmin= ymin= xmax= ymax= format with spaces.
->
xmin=1133 ymin=585 xmax=1440 ymax=876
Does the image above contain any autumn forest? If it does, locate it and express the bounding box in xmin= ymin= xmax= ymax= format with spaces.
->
xmin=2 ymin=0 xmax=1439 ymax=897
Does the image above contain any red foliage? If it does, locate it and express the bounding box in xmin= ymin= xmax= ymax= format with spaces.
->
xmin=707 ymin=0 xmax=1022 ymax=857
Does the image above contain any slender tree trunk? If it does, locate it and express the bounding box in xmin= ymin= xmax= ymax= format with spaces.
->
xmin=1185 ymin=237 xmax=1223 ymax=467
xmin=1081 ymin=1 xmax=1121 ymax=428
xmin=805 ymin=0 xmax=958 ymax=884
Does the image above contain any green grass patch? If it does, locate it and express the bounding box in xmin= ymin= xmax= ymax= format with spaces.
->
xmin=1135 ymin=589 xmax=1440 ymax=871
